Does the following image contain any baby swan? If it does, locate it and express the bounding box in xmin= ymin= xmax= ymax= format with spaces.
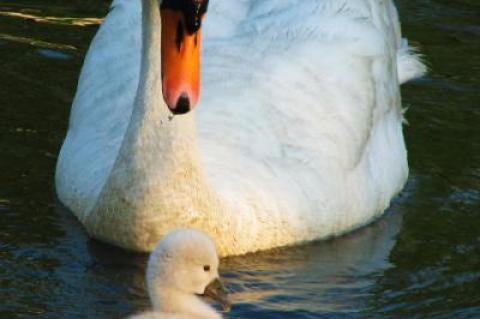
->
xmin=128 ymin=229 xmax=231 ymax=319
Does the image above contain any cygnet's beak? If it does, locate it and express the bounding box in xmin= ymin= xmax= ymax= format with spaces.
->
xmin=203 ymin=277 xmax=231 ymax=312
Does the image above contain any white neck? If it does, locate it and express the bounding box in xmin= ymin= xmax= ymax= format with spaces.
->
xmin=114 ymin=0 xmax=199 ymax=187
xmin=85 ymin=0 xmax=221 ymax=249
xmin=149 ymin=285 xmax=222 ymax=319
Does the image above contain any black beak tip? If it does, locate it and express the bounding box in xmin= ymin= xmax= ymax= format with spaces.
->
xmin=222 ymin=302 xmax=232 ymax=312
xmin=203 ymin=277 xmax=231 ymax=312
xmin=171 ymin=94 xmax=191 ymax=115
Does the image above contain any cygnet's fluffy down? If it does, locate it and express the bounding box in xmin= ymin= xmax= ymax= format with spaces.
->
xmin=127 ymin=229 xmax=230 ymax=319
xmin=128 ymin=311 xmax=184 ymax=319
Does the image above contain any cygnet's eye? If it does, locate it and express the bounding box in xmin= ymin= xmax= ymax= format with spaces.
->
xmin=203 ymin=265 xmax=210 ymax=272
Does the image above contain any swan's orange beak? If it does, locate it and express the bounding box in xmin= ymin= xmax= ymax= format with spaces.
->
xmin=161 ymin=9 xmax=203 ymax=115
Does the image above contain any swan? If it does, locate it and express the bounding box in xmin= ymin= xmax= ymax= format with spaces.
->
xmin=128 ymin=229 xmax=230 ymax=319
xmin=55 ymin=0 xmax=426 ymax=256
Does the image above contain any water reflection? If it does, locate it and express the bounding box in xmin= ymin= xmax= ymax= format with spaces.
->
xmin=221 ymin=210 xmax=403 ymax=318
xmin=0 ymin=33 xmax=77 ymax=50
xmin=0 ymin=11 xmax=102 ymax=26
xmin=36 ymin=199 xmax=404 ymax=318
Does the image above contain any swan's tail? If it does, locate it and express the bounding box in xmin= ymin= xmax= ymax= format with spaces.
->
xmin=397 ymin=38 xmax=427 ymax=84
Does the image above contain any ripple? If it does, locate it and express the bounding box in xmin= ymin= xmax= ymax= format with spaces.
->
xmin=36 ymin=48 xmax=72 ymax=60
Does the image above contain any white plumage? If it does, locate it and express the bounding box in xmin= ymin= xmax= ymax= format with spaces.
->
xmin=127 ymin=229 xmax=227 ymax=319
xmin=55 ymin=0 xmax=426 ymax=256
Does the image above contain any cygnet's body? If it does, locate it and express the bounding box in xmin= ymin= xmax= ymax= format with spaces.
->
xmin=128 ymin=229 xmax=230 ymax=319
xmin=129 ymin=312 xmax=183 ymax=319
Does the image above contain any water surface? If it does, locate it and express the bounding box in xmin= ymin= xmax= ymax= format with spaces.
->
xmin=1 ymin=0 xmax=479 ymax=318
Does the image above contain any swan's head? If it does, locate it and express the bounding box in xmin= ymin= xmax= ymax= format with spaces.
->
xmin=159 ymin=0 xmax=209 ymax=115
xmin=146 ymin=228 xmax=230 ymax=311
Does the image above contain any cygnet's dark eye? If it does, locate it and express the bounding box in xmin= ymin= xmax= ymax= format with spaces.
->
xmin=203 ymin=265 xmax=210 ymax=272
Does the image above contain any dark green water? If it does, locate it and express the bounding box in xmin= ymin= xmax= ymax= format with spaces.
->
xmin=1 ymin=0 xmax=479 ymax=318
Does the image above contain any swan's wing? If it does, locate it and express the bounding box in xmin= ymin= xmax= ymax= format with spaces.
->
xmin=197 ymin=0 xmax=413 ymax=216
xmin=200 ymin=0 xmax=388 ymax=170
xmin=385 ymin=1 xmax=426 ymax=84
xmin=203 ymin=0 xmax=251 ymax=39
xmin=56 ymin=0 xmax=141 ymax=216
xmin=397 ymin=39 xmax=426 ymax=84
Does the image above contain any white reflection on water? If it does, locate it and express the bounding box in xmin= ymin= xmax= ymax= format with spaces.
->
xmin=0 ymin=33 xmax=77 ymax=50
xmin=0 ymin=11 xmax=102 ymax=26
xmin=222 ymin=211 xmax=402 ymax=316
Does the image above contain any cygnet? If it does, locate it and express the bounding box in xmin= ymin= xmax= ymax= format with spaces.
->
xmin=128 ymin=229 xmax=231 ymax=319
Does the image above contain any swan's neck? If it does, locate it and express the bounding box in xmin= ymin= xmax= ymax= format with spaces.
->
xmin=150 ymin=286 xmax=222 ymax=319
xmin=117 ymin=0 xmax=199 ymax=184
xmin=84 ymin=0 xmax=222 ymax=251
xmin=133 ymin=0 xmax=171 ymax=123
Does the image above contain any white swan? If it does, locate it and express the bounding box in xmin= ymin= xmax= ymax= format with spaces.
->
xmin=128 ymin=229 xmax=230 ymax=319
xmin=55 ymin=0 xmax=426 ymax=256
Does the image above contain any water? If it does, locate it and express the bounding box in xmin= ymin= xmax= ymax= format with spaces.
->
xmin=1 ymin=0 xmax=479 ymax=318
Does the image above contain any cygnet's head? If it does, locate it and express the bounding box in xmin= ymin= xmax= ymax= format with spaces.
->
xmin=146 ymin=229 xmax=230 ymax=311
